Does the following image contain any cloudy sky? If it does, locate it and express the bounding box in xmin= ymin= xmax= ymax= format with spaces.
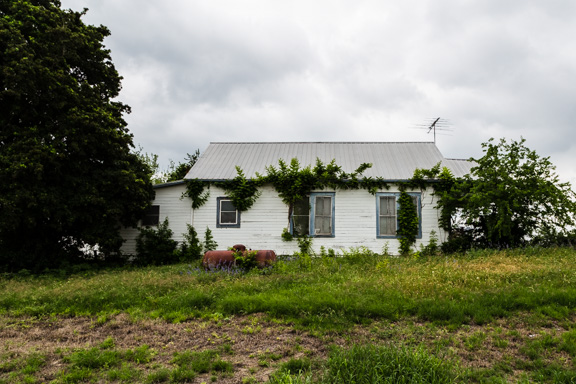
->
xmin=60 ymin=0 xmax=576 ymax=184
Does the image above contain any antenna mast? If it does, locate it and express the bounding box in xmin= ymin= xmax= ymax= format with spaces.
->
xmin=427 ymin=117 xmax=440 ymax=144
xmin=412 ymin=117 xmax=453 ymax=143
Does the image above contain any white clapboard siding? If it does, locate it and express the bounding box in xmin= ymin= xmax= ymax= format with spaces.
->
xmin=120 ymin=183 xmax=191 ymax=255
xmin=121 ymin=183 xmax=446 ymax=256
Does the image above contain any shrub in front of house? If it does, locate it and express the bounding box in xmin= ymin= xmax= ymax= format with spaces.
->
xmin=135 ymin=218 xmax=179 ymax=266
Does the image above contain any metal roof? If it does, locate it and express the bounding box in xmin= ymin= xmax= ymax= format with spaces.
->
xmin=185 ymin=142 xmax=474 ymax=181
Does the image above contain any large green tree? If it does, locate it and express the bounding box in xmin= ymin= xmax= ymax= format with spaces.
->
xmin=461 ymin=138 xmax=576 ymax=247
xmin=418 ymin=138 xmax=576 ymax=249
xmin=0 ymin=0 xmax=154 ymax=270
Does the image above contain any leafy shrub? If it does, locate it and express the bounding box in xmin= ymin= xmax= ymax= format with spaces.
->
xmin=203 ymin=227 xmax=218 ymax=252
xmin=233 ymin=249 xmax=259 ymax=271
xmin=319 ymin=246 xmax=337 ymax=258
xmin=441 ymin=227 xmax=474 ymax=254
xmin=296 ymin=236 xmax=313 ymax=255
xmin=135 ymin=218 xmax=178 ymax=266
xmin=281 ymin=228 xmax=294 ymax=242
xmin=178 ymin=224 xmax=203 ymax=261
xmin=420 ymin=230 xmax=439 ymax=257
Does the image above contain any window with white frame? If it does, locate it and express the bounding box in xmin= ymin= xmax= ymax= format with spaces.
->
xmin=291 ymin=192 xmax=335 ymax=237
xmin=376 ymin=193 xmax=421 ymax=238
xmin=217 ymin=197 xmax=240 ymax=228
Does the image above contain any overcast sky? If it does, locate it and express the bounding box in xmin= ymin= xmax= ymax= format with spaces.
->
xmin=60 ymin=0 xmax=576 ymax=184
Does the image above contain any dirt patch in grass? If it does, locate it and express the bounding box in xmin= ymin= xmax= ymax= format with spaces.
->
xmin=0 ymin=314 xmax=329 ymax=383
xmin=1 ymin=313 xmax=575 ymax=383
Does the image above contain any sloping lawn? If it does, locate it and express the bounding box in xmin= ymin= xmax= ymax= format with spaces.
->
xmin=1 ymin=247 xmax=576 ymax=382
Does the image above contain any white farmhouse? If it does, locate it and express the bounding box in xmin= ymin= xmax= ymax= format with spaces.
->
xmin=120 ymin=142 xmax=473 ymax=255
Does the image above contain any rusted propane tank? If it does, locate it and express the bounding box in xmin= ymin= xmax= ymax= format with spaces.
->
xmin=202 ymin=250 xmax=235 ymax=269
xmin=202 ymin=245 xmax=276 ymax=269
xmin=253 ymin=249 xmax=276 ymax=267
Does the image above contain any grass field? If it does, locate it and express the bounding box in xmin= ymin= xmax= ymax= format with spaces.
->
xmin=1 ymin=247 xmax=576 ymax=383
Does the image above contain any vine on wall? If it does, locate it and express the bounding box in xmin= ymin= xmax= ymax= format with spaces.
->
xmin=262 ymin=158 xmax=389 ymax=225
xmin=182 ymin=157 xmax=445 ymax=253
xmin=215 ymin=166 xmax=262 ymax=212
xmin=397 ymin=190 xmax=419 ymax=255
xmin=183 ymin=157 xmax=390 ymax=221
xmin=409 ymin=162 xmax=457 ymax=233
xmin=182 ymin=179 xmax=210 ymax=209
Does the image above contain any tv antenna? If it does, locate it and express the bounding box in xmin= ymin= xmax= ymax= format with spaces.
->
xmin=413 ymin=117 xmax=453 ymax=143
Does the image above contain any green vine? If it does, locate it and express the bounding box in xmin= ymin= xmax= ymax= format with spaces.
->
xmin=183 ymin=179 xmax=210 ymax=209
xmin=261 ymin=158 xmax=386 ymax=226
xmin=215 ymin=167 xmax=262 ymax=212
xmin=409 ymin=162 xmax=457 ymax=233
xmin=397 ymin=190 xmax=419 ymax=255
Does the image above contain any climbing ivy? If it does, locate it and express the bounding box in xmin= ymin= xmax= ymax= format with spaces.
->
xmin=261 ymin=158 xmax=387 ymax=225
xmin=409 ymin=162 xmax=457 ymax=233
xmin=397 ymin=190 xmax=419 ymax=255
xmin=214 ymin=167 xmax=262 ymax=212
xmin=182 ymin=179 xmax=210 ymax=209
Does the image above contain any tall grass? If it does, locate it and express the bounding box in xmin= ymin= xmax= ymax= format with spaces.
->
xmin=1 ymin=247 xmax=576 ymax=329
xmin=270 ymin=344 xmax=459 ymax=384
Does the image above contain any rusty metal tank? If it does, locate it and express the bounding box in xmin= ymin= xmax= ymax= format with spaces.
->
xmin=202 ymin=245 xmax=276 ymax=269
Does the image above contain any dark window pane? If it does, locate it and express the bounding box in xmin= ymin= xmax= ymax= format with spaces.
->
xmin=292 ymin=215 xmax=310 ymax=236
xmin=293 ymin=198 xmax=309 ymax=215
xmin=221 ymin=200 xmax=236 ymax=212
xmin=142 ymin=205 xmax=160 ymax=226
xmin=220 ymin=211 xmax=237 ymax=224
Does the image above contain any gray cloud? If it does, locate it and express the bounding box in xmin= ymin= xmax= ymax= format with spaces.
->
xmin=61 ymin=0 xmax=576 ymax=184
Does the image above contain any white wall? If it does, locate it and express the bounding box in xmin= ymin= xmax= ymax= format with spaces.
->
xmin=120 ymin=183 xmax=191 ymax=255
xmin=120 ymin=184 xmax=446 ymax=256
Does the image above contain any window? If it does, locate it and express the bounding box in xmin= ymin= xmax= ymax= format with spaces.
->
xmin=217 ymin=197 xmax=240 ymax=228
xmin=291 ymin=193 xmax=335 ymax=237
xmin=376 ymin=193 xmax=421 ymax=238
xmin=141 ymin=205 xmax=159 ymax=226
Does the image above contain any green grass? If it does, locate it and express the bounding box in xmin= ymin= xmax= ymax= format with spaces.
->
xmin=0 ymin=248 xmax=576 ymax=330
xmin=0 ymin=340 xmax=233 ymax=384
xmin=271 ymin=344 xmax=459 ymax=384
xmin=3 ymin=246 xmax=576 ymax=382
xmin=2 ymin=247 xmax=576 ymax=331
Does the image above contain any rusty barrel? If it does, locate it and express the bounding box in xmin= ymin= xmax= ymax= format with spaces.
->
xmin=202 ymin=248 xmax=276 ymax=269
xmin=254 ymin=249 xmax=276 ymax=267
xmin=202 ymin=250 xmax=236 ymax=269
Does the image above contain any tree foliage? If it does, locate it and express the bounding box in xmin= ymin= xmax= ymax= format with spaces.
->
xmin=135 ymin=148 xmax=200 ymax=185
xmin=166 ymin=150 xmax=200 ymax=182
xmin=461 ymin=138 xmax=576 ymax=247
xmin=414 ymin=138 xmax=576 ymax=250
xmin=0 ymin=0 xmax=154 ymax=270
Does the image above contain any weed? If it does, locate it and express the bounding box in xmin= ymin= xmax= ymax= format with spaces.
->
xmin=146 ymin=368 xmax=171 ymax=383
xmin=64 ymin=347 xmax=121 ymax=369
xmin=125 ymin=345 xmax=154 ymax=364
xmin=322 ymin=343 xmax=458 ymax=383
xmin=464 ymin=331 xmax=487 ymax=350
xmin=279 ymin=357 xmax=312 ymax=374
xmin=107 ymin=363 xmax=142 ymax=383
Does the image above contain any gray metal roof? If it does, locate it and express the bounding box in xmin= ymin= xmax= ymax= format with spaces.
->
xmin=442 ymin=158 xmax=475 ymax=177
xmin=185 ymin=142 xmax=473 ymax=181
